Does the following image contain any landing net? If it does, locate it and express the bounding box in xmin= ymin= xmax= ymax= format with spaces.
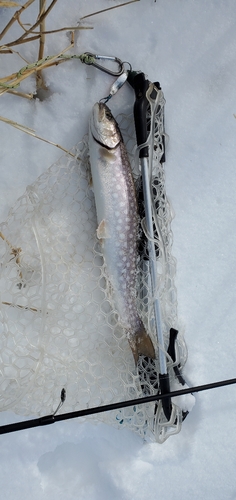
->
xmin=0 ymin=109 xmax=188 ymax=441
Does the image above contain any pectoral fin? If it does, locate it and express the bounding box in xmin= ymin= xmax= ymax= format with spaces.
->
xmin=99 ymin=147 xmax=116 ymax=163
xmin=97 ymin=219 xmax=109 ymax=239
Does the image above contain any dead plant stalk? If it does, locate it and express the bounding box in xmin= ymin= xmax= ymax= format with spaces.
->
xmin=0 ymin=0 xmax=36 ymax=41
xmin=37 ymin=0 xmax=47 ymax=90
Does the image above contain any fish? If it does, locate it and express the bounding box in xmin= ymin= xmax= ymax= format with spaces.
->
xmin=89 ymin=102 xmax=155 ymax=364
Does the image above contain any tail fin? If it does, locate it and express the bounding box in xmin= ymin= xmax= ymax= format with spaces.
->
xmin=128 ymin=322 xmax=156 ymax=365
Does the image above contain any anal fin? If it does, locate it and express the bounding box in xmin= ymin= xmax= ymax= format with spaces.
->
xmin=128 ymin=322 xmax=156 ymax=365
xmin=97 ymin=219 xmax=109 ymax=239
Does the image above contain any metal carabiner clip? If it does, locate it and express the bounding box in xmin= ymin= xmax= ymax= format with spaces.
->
xmin=81 ymin=52 xmax=125 ymax=76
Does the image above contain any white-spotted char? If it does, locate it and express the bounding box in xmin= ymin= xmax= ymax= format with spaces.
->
xmin=89 ymin=102 xmax=155 ymax=364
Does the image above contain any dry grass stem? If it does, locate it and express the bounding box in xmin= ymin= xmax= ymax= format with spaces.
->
xmin=0 ymin=115 xmax=35 ymax=131
xmin=16 ymin=14 xmax=31 ymax=32
xmin=2 ymin=301 xmax=41 ymax=313
xmin=38 ymin=0 xmax=46 ymax=61
xmin=29 ymin=134 xmax=77 ymax=157
xmin=0 ymin=45 xmax=30 ymax=62
xmin=0 ymin=115 xmax=77 ymax=157
xmin=0 ymin=1 xmax=20 ymax=6
xmin=0 ymin=36 xmax=74 ymax=94
xmin=2 ymin=0 xmax=58 ymax=47
xmin=0 ymin=0 xmax=93 ymax=157
xmin=0 ymin=0 xmax=35 ymax=41
xmin=81 ymin=0 xmax=140 ymax=19
xmin=0 ymin=231 xmax=16 ymax=250
xmin=17 ymin=0 xmax=58 ymax=39
xmin=1 ymin=35 xmax=41 ymax=51
xmin=27 ymin=25 xmax=93 ymax=35
xmin=37 ymin=0 xmax=47 ymax=90
xmin=6 ymin=89 xmax=34 ymax=99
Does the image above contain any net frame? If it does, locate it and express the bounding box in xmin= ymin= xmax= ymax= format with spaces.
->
xmin=0 ymin=104 xmax=188 ymax=441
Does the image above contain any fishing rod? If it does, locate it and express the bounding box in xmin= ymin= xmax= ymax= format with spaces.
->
xmin=0 ymin=376 xmax=235 ymax=435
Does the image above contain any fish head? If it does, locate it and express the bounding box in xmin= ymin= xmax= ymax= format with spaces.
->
xmin=90 ymin=102 xmax=121 ymax=149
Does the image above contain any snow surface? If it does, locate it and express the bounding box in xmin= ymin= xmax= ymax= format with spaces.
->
xmin=0 ymin=0 xmax=236 ymax=498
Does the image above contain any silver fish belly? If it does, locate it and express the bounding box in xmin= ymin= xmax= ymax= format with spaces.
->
xmin=89 ymin=102 xmax=155 ymax=364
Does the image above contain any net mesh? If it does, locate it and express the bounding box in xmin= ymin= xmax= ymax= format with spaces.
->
xmin=0 ymin=105 xmax=187 ymax=441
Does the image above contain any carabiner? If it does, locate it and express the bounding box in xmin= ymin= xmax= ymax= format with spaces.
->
xmin=81 ymin=52 xmax=124 ymax=76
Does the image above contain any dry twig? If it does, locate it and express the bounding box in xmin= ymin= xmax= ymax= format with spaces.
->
xmin=2 ymin=301 xmax=41 ymax=313
xmin=37 ymin=0 xmax=47 ymax=90
xmin=0 ymin=1 xmax=20 ymax=7
xmin=0 ymin=36 xmax=75 ymax=94
xmin=5 ymin=89 xmax=34 ymax=99
xmin=1 ymin=0 xmax=58 ymax=47
xmin=0 ymin=115 xmax=77 ymax=157
xmin=0 ymin=0 xmax=35 ymax=41
xmin=81 ymin=0 xmax=140 ymax=19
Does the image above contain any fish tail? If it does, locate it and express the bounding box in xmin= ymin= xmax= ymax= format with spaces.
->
xmin=129 ymin=322 xmax=156 ymax=365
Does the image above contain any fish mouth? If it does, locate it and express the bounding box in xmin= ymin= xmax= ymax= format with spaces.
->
xmin=90 ymin=102 xmax=121 ymax=149
xmin=94 ymin=102 xmax=103 ymax=123
xmin=92 ymin=102 xmax=108 ymax=124
xmin=96 ymin=102 xmax=112 ymax=121
xmin=90 ymin=102 xmax=106 ymax=134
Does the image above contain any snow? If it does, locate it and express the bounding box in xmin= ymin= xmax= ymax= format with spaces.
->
xmin=0 ymin=0 xmax=236 ymax=498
